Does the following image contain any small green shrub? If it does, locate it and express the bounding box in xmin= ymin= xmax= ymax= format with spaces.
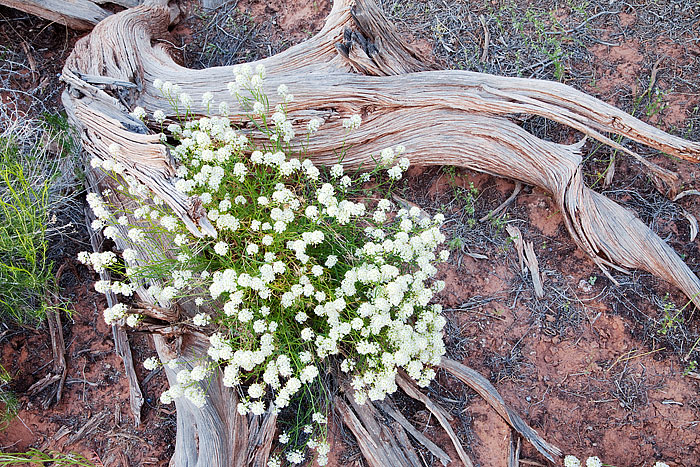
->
xmin=0 ymin=116 xmax=78 ymax=323
xmin=0 ymin=450 xmax=96 ymax=466
xmin=0 ymin=364 xmax=17 ymax=431
xmin=0 ymin=136 xmax=53 ymax=322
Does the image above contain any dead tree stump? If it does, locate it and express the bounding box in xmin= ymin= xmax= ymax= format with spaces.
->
xmin=58 ymin=0 xmax=700 ymax=465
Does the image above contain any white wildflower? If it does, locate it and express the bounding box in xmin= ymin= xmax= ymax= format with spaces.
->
xmin=131 ymin=106 xmax=146 ymax=120
xmin=307 ymin=117 xmax=321 ymax=133
xmin=286 ymin=450 xmax=305 ymax=464
xmin=342 ymin=114 xmax=361 ymax=130
xmin=214 ymin=241 xmax=229 ymax=255
xmin=193 ymin=313 xmax=211 ymax=326
xmin=125 ymin=314 xmax=139 ymax=327
xmin=153 ymin=109 xmax=165 ymax=123
xmin=143 ymin=357 xmax=159 ymax=371
xmin=179 ymin=93 xmax=193 ymax=107
xmin=330 ymin=164 xmax=343 ymax=178
xmin=190 ymin=365 xmax=208 ymax=381
xmin=325 ymin=255 xmax=338 ymax=268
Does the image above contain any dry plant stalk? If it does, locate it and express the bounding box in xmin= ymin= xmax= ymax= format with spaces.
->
xmin=56 ymin=0 xmax=700 ymax=465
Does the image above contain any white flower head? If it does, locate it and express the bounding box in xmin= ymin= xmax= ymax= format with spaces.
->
xmin=255 ymin=63 xmax=266 ymax=79
xmin=193 ymin=313 xmax=211 ymax=327
xmin=286 ymin=450 xmax=304 ymax=464
xmin=143 ymin=357 xmax=159 ymax=371
xmin=307 ymin=118 xmax=321 ymax=133
xmin=108 ymin=143 xmax=121 ymax=157
xmin=179 ymin=93 xmax=193 ymax=107
xmin=125 ymin=314 xmax=140 ymax=328
xmin=214 ymin=241 xmax=229 ymax=256
xmin=342 ymin=114 xmax=362 ymax=130
xmin=153 ymin=109 xmax=166 ymax=123
xmin=330 ymin=164 xmax=344 ymax=178
xmin=131 ymin=106 xmax=146 ymax=120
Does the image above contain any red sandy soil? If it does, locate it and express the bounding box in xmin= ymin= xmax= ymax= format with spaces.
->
xmin=0 ymin=271 xmax=174 ymax=466
xmin=2 ymin=1 xmax=700 ymax=466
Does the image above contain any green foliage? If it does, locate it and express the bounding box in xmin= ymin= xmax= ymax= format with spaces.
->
xmin=657 ymin=295 xmax=683 ymax=335
xmin=443 ymin=166 xmax=479 ymax=227
xmin=489 ymin=2 xmax=574 ymax=81
xmin=0 ymin=365 xmax=17 ymax=431
xmin=0 ymin=135 xmax=54 ymax=323
xmin=0 ymin=450 xmax=97 ymax=466
xmin=87 ymin=70 xmax=449 ymax=465
xmin=0 ymin=114 xmax=77 ymax=324
xmin=41 ymin=112 xmax=79 ymax=155
xmin=490 ymin=212 xmax=509 ymax=234
xmin=447 ymin=236 xmax=465 ymax=252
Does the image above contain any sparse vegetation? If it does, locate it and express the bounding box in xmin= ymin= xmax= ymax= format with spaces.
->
xmin=0 ymin=117 xmax=78 ymax=323
xmin=0 ymin=450 xmax=97 ymax=466
xmin=442 ymin=166 xmax=479 ymax=228
xmin=656 ymin=294 xmax=692 ymax=336
xmin=0 ymin=364 xmax=17 ymax=431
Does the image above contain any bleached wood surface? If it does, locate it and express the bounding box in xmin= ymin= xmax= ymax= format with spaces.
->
xmin=59 ymin=0 xmax=700 ymax=465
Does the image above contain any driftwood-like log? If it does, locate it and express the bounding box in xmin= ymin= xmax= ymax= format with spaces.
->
xmin=0 ymin=0 xmax=150 ymax=31
xmin=1 ymin=0 xmax=111 ymax=30
xmin=63 ymin=0 xmax=700 ymax=309
xmin=439 ymin=358 xmax=562 ymax=463
xmin=395 ymin=372 xmax=474 ymax=467
xmin=60 ymin=0 xmax=700 ymax=465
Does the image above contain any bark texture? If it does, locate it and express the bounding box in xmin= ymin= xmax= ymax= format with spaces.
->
xmin=59 ymin=0 xmax=700 ymax=465
xmin=0 ymin=0 xmax=135 ymax=31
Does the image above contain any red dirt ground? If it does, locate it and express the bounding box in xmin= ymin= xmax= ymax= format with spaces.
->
xmin=0 ymin=274 xmax=174 ymax=466
xmin=1 ymin=1 xmax=699 ymax=466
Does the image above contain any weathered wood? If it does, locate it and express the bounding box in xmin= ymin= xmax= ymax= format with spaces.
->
xmin=479 ymin=181 xmax=522 ymax=222
xmin=439 ymin=358 xmax=562 ymax=463
xmin=200 ymin=0 xmax=226 ymax=10
xmin=395 ymin=373 xmax=474 ymax=467
xmin=377 ymin=399 xmax=452 ymax=466
xmin=62 ymin=0 xmax=700 ymax=310
xmin=44 ymin=306 xmax=67 ymax=407
xmin=509 ymin=432 xmax=521 ymax=467
xmin=59 ymin=0 xmax=700 ymax=465
xmin=1 ymin=0 xmax=110 ymax=31
xmin=505 ymin=225 xmax=544 ymax=298
xmin=85 ymin=185 xmax=145 ymax=426
xmin=336 ymin=395 xmax=422 ymax=467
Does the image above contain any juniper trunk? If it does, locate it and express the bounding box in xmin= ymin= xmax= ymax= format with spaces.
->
xmin=59 ymin=0 xmax=700 ymax=465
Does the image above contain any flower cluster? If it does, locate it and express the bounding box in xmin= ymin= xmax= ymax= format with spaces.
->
xmin=81 ymin=65 xmax=446 ymax=466
xmin=564 ymin=455 xmax=668 ymax=467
